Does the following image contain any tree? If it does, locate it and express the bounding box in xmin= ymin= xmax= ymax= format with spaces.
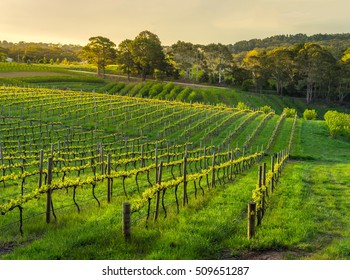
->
xmin=0 ymin=47 xmax=7 ymax=62
xmin=170 ymin=41 xmax=197 ymax=80
xmin=337 ymin=48 xmax=350 ymax=103
xmin=225 ymin=63 xmax=251 ymax=87
xmin=203 ymin=43 xmax=232 ymax=84
xmin=131 ymin=31 xmax=166 ymax=81
xmin=266 ymin=47 xmax=295 ymax=95
xmin=296 ymin=43 xmax=337 ymax=104
xmin=82 ymin=36 xmax=116 ymax=76
xmin=242 ymin=49 xmax=268 ymax=93
xmin=116 ymin=39 xmax=134 ymax=81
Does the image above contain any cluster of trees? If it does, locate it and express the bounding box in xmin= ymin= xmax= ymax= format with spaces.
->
xmin=2 ymin=32 xmax=350 ymax=104
xmin=83 ymin=31 xmax=350 ymax=104
xmin=82 ymin=32 xmax=176 ymax=80
xmin=240 ymin=44 xmax=350 ymax=104
xmin=82 ymin=32 xmax=237 ymax=84
xmin=229 ymin=33 xmax=350 ymax=55
xmin=0 ymin=40 xmax=81 ymax=64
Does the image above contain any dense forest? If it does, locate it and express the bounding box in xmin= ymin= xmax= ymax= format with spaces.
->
xmin=1 ymin=33 xmax=350 ymax=104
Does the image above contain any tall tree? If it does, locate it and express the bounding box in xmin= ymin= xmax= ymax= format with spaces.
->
xmin=297 ymin=43 xmax=336 ymax=104
xmin=82 ymin=36 xmax=116 ymax=76
xmin=131 ymin=31 xmax=166 ymax=81
xmin=116 ymin=39 xmax=134 ymax=81
xmin=242 ymin=49 xmax=267 ymax=93
xmin=203 ymin=43 xmax=232 ymax=83
xmin=266 ymin=47 xmax=295 ymax=95
xmin=170 ymin=41 xmax=199 ymax=81
xmin=337 ymin=48 xmax=350 ymax=103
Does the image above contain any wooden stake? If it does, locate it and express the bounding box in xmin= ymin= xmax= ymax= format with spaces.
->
xmin=271 ymin=155 xmax=275 ymax=192
xmin=154 ymin=162 xmax=163 ymax=221
xmin=107 ymin=154 xmax=112 ymax=203
xmin=182 ymin=157 xmax=188 ymax=206
xmin=122 ymin=202 xmax=131 ymax=241
xmin=257 ymin=165 xmax=263 ymax=226
xmin=38 ymin=149 xmax=44 ymax=188
xmin=46 ymin=157 xmax=53 ymax=224
xmin=248 ymin=202 xmax=256 ymax=239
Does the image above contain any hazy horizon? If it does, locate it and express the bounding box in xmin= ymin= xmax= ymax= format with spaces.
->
xmin=2 ymin=0 xmax=350 ymax=46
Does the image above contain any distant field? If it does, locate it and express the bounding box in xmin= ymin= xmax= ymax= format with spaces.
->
xmin=0 ymin=72 xmax=70 ymax=77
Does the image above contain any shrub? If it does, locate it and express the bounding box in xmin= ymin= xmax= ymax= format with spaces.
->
xmin=283 ymin=107 xmax=297 ymax=118
xmin=324 ymin=110 xmax=350 ymax=138
xmin=260 ymin=105 xmax=272 ymax=114
xmin=237 ymin=101 xmax=249 ymax=110
xmin=176 ymin=87 xmax=192 ymax=101
xmin=149 ymin=83 xmax=164 ymax=97
xmin=165 ymin=85 xmax=183 ymax=100
xmin=303 ymin=109 xmax=317 ymax=120
xmin=241 ymin=79 xmax=253 ymax=91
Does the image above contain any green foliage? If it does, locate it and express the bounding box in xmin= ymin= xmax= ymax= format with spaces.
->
xmin=149 ymin=83 xmax=164 ymax=97
xmin=324 ymin=110 xmax=350 ymax=138
xmin=303 ymin=109 xmax=317 ymax=120
xmin=176 ymin=87 xmax=192 ymax=101
xmin=187 ymin=91 xmax=204 ymax=103
xmin=237 ymin=101 xmax=249 ymax=110
xmin=166 ymin=85 xmax=183 ymax=100
xmin=82 ymin=36 xmax=116 ymax=75
xmin=260 ymin=105 xmax=272 ymax=114
xmin=137 ymin=82 xmax=153 ymax=97
xmin=283 ymin=107 xmax=297 ymax=118
xmin=157 ymin=82 xmax=175 ymax=99
xmin=118 ymin=83 xmax=135 ymax=96
xmin=128 ymin=82 xmax=145 ymax=97
xmin=154 ymin=69 xmax=166 ymax=81
xmin=241 ymin=79 xmax=253 ymax=91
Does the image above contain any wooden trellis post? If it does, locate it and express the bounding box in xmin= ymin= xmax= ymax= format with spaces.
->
xmin=122 ymin=202 xmax=131 ymax=241
xmin=248 ymin=202 xmax=256 ymax=239
xmin=183 ymin=157 xmax=188 ymax=206
xmin=107 ymin=154 xmax=112 ymax=203
xmin=154 ymin=162 xmax=163 ymax=221
xmin=46 ymin=157 xmax=53 ymax=224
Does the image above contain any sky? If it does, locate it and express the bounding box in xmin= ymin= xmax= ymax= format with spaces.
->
xmin=1 ymin=0 xmax=350 ymax=46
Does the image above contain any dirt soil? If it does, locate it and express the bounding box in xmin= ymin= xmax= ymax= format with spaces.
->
xmin=221 ymin=248 xmax=312 ymax=260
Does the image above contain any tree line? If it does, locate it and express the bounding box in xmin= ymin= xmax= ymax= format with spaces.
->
xmin=0 ymin=40 xmax=81 ymax=64
xmin=81 ymin=31 xmax=350 ymax=104
xmin=1 ymin=32 xmax=350 ymax=104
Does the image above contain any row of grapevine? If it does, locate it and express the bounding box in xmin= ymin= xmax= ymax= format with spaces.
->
xmin=0 ymin=85 xmax=294 ymax=237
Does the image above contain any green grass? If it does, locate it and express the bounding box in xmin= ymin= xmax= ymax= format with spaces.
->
xmin=0 ymin=62 xmax=69 ymax=73
xmin=244 ymin=161 xmax=350 ymax=259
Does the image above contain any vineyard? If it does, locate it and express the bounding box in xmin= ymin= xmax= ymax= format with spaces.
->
xmin=1 ymin=85 xmax=350 ymax=260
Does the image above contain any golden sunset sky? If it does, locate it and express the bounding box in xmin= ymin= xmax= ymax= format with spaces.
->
xmin=1 ymin=0 xmax=349 ymax=45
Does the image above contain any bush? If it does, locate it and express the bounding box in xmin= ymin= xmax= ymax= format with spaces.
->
xmin=324 ymin=110 xmax=350 ymax=138
xmin=149 ymin=83 xmax=164 ymax=97
xmin=165 ymin=85 xmax=183 ymax=100
xmin=283 ymin=107 xmax=297 ymax=118
xmin=176 ymin=87 xmax=192 ymax=101
xmin=237 ymin=101 xmax=249 ymax=110
xmin=241 ymin=79 xmax=253 ymax=91
xmin=187 ymin=91 xmax=204 ymax=103
xmin=303 ymin=109 xmax=317 ymax=120
xmin=260 ymin=105 xmax=272 ymax=114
